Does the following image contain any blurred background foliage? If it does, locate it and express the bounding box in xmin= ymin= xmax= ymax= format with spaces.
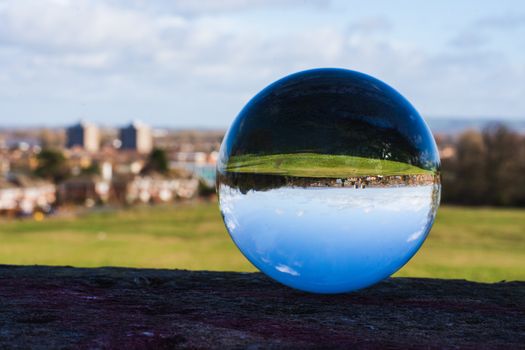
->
xmin=440 ymin=124 xmax=525 ymax=206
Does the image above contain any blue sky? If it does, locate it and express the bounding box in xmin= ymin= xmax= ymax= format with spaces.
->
xmin=0 ymin=0 xmax=524 ymax=127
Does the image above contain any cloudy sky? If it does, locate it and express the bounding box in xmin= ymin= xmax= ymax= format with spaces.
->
xmin=0 ymin=0 xmax=524 ymax=127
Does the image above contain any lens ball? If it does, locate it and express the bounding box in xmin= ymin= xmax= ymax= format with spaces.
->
xmin=217 ymin=68 xmax=440 ymax=294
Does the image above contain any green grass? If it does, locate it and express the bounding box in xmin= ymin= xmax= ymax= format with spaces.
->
xmin=0 ymin=203 xmax=523 ymax=282
xmin=224 ymin=153 xmax=433 ymax=177
xmin=395 ymin=206 xmax=525 ymax=281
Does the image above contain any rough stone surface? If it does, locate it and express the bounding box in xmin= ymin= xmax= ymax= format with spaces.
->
xmin=0 ymin=265 xmax=523 ymax=349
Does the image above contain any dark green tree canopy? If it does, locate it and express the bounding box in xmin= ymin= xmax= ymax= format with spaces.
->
xmin=143 ymin=148 xmax=169 ymax=174
xmin=34 ymin=149 xmax=69 ymax=183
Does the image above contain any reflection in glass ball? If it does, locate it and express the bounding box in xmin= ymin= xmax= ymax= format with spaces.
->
xmin=217 ymin=68 xmax=440 ymax=294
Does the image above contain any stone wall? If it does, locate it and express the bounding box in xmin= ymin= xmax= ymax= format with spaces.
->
xmin=0 ymin=265 xmax=523 ymax=349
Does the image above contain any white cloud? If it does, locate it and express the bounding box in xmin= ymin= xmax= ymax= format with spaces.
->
xmin=476 ymin=13 xmax=525 ymax=30
xmin=0 ymin=1 xmax=158 ymax=50
xmin=348 ymin=17 xmax=392 ymax=34
xmin=0 ymin=1 xmax=523 ymax=126
xmin=406 ymin=227 xmax=425 ymax=242
xmin=275 ymin=264 xmax=300 ymax=276
xmin=116 ymin=0 xmax=329 ymax=16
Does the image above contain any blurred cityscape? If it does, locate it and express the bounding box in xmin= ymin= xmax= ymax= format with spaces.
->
xmin=0 ymin=121 xmax=222 ymax=218
xmin=1 ymin=118 xmax=524 ymax=219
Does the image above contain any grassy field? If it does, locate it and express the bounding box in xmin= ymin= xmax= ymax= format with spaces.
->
xmin=0 ymin=202 xmax=523 ymax=282
xmin=224 ymin=153 xmax=433 ymax=177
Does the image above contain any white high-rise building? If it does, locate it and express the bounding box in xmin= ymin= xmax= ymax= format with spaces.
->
xmin=120 ymin=121 xmax=153 ymax=154
xmin=66 ymin=121 xmax=100 ymax=152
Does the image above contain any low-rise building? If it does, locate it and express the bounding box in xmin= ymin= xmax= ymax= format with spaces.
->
xmin=0 ymin=175 xmax=56 ymax=215
xmin=113 ymin=173 xmax=199 ymax=205
xmin=59 ymin=175 xmax=110 ymax=206
xmin=0 ymin=178 xmax=22 ymax=213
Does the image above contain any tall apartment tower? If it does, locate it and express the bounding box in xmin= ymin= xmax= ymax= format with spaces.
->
xmin=66 ymin=121 xmax=100 ymax=152
xmin=120 ymin=121 xmax=153 ymax=154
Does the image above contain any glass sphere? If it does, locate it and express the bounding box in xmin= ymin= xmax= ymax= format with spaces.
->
xmin=217 ymin=68 xmax=440 ymax=294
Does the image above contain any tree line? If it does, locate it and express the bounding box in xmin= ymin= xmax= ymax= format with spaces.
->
xmin=440 ymin=124 xmax=525 ymax=206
